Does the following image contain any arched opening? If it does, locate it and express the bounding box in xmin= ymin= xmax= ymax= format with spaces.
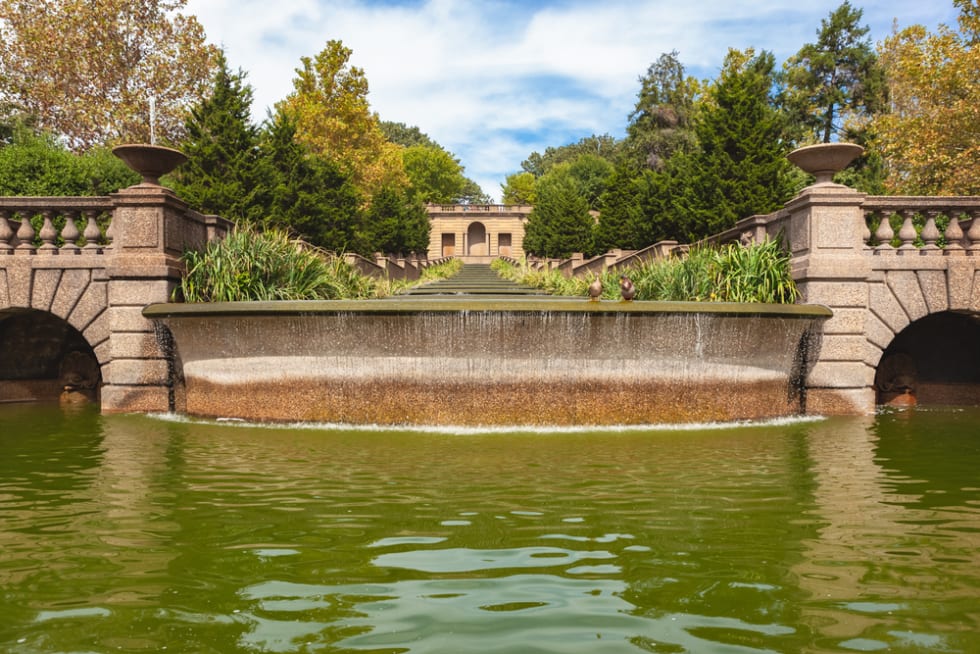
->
xmin=466 ymin=222 xmax=487 ymax=256
xmin=0 ymin=308 xmax=101 ymax=405
xmin=875 ymin=311 xmax=980 ymax=407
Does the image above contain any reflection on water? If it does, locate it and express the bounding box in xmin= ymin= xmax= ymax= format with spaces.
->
xmin=0 ymin=404 xmax=978 ymax=653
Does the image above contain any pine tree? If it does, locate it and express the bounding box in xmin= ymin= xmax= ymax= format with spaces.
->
xmin=779 ymin=1 xmax=886 ymax=144
xmin=172 ymin=52 xmax=262 ymax=224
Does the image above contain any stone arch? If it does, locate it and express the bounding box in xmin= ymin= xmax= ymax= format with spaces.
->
xmin=466 ymin=222 xmax=487 ymax=256
xmin=0 ymin=307 xmax=103 ymax=404
xmin=874 ymin=311 xmax=980 ymax=406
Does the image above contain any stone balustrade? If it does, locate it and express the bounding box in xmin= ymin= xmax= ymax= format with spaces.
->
xmin=0 ymin=197 xmax=115 ymax=255
xmin=862 ymin=197 xmax=980 ymax=253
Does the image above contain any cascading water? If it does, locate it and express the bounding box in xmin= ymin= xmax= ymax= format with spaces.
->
xmin=143 ymin=298 xmax=830 ymax=426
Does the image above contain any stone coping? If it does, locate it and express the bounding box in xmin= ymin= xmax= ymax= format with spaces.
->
xmin=144 ymin=298 xmax=833 ymax=319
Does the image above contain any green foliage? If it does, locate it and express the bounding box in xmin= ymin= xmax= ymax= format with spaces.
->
xmin=522 ymin=172 xmax=595 ymax=258
xmin=500 ymin=171 xmax=537 ymax=205
xmin=625 ymin=50 xmax=699 ymax=171
xmin=258 ymin=109 xmax=363 ymax=253
xmin=521 ymin=133 xmax=622 ymax=177
xmin=779 ymin=1 xmax=886 ymax=145
xmin=594 ymin=165 xmax=642 ymax=252
xmin=491 ymin=258 xmax=592 ymax=296
xmin=362 ymin=185 xmax=430 ymax=255
xmin=380 ymin=121 xmax=440 ymax=149
xmin=178 ymin=228 xmax=377 ymax=302
xmin=0 ymin=127 xmax=137 ymax=195
xmin=657 ymin=49 xmax=795 ymax=241
xmin=402 ymin=145 xmax=466 ymax=204
xmin=496 ymin=238 xmax=798 ymax=304
xmin=172 ymin=51 xmax=263 ymax=223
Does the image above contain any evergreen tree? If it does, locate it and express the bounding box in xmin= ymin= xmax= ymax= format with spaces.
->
xmin=779 ymin=1 xmax=886 ymax=144
xmin=661 ymin=49 xmax=794 ymax=241
xmin=522 ymin=172 xmax=594 ymax=258
xmin=172 ymin=51 xmax=262 ymax=223
xmin=625 ymin=51 xmax=699 ymax=171
xmin=259 ymin=109 xmax=363 ymax=253
xmin=595 ymin=165 xmax=641 ymax=251
xmin=362 ymin=186 xmax=430 ymax=255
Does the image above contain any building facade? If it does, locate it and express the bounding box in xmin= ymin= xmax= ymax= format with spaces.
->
xmin=425 ymin=204 xmax=531 ymax=262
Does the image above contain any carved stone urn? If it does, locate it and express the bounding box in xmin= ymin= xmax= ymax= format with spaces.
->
xmin=112 ymin=144 xmax=188 ymax=186
xmin=787 ymin=143 xmax=864 ymax=186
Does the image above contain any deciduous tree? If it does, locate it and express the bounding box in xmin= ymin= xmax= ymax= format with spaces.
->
xmin=874 ymin=1 xmax=980 ymax=194
xmin=277 ymin=40 xmax=406 ymax=198
xmin=500 ymin=171 xmax=537 ymax=205
xmin=0 ymin=0 xmax=217 ymax=148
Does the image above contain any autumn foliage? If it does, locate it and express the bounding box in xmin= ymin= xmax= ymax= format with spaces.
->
xmin=0 ymin=0 xmax=218 ymax=149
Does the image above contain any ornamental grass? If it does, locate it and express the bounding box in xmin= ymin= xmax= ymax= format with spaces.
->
xmin=496 ymin=238 xmax=799 ymax=304
xmin=177 ymin=228 xmax=377 ymax=302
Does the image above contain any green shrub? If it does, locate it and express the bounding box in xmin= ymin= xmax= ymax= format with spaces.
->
xmin=178 ymin=228 xmax=377 ymax=302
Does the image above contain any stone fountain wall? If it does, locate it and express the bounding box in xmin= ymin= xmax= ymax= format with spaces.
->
xmin=148 ymin=300 xmax=829 ymax=426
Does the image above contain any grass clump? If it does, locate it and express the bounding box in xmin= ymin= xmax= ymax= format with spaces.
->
xmin=178 ymin=228 xmax=378 ymax=302
xmin=495 ymin=238 xmax=799 ymax=304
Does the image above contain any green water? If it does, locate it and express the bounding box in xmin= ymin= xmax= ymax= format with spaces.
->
xmin=0 ymin=405 xmax=978 ymax=653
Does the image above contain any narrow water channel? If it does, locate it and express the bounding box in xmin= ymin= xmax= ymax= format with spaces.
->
xmin=0 ymin=404 xmax=977 ymax=653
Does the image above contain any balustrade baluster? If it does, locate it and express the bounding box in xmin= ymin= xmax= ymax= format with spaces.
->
xmin=38 ymin=210 xmax=58 ymax=253
xmin=920 ymin=209 xmax=941 ymax=251
xmin=104 ymin=214 xmax=114 ymax=250
xmin=0 ymin=209 xmax=13 ymax=254
xmin=82 ymin=210 xmax=102 ymax=251
xmin=966 ymin=209 xmax=980 ymax=255
xmin=15 ymin=212 xmax=35 ymax=253
xmin=944 ymin=209 xmax=965 ymax=254
xmin=874 ymin=210 xmax=895 ymax=251
xmin=61 ymin=210 xmax=81 ymax=253
xmin=897 ymin=209 xmax=918 ymax=251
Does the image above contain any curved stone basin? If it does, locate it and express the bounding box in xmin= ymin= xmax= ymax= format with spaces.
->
xmin=144 ymin=298 xmax=832 ymax=426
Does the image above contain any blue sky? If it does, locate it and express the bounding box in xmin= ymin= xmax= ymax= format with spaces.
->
xmin=183 ymin=0 xmax=960 ymax=201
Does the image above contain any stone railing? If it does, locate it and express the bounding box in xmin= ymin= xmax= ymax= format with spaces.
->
xmin=427 ymin=204 xmax=533 ymax=214
xmin=0 ymin=197 xmax=115 ymax=255
xmin=862 ymin=196 xmax=980 ymax=253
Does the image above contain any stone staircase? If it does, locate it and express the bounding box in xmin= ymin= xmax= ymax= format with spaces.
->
xmin=398 ymin=263 xmax=548 ymax=297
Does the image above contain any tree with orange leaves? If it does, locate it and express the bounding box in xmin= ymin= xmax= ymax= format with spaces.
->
xmin=875 ymin=0 xmax=980 ymax=195
xmin=0 ymin=0 xmax=217 ymax=149
xmin=276 ymin=40 xmax=407 ymax=200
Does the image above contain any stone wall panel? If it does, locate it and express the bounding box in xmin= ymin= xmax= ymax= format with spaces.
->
xmin=885 ymin=270 xmax=927 ymax=322
xmin=868 ymin=282 xmax=909 ymax=335
xmin=30 ymin=268 xmax=61 ymax=312
xmin=50 ymin=269 xmax=92 ymax=320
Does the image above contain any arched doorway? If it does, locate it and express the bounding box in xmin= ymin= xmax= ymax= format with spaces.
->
xmin=467 ymin=222 xmax=487 ymax=256
xmin=0 ymin=308 xmax=102 ymax=404
xmin=875 ymin=311 xmax=980 ymax=406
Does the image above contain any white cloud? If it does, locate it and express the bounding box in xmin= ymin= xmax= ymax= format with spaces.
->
xmin=183 ymin=0 xmax=960 ymax=201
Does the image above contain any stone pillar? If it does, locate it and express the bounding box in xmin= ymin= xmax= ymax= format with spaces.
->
xmin=100 ymin=185 xmax=216 ymax=413
xmin=784 ymin=183 xmax=875 ymax=414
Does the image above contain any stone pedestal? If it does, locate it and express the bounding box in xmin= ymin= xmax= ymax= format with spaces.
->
xmin=784 ymin=183 xmax=875 ymax=414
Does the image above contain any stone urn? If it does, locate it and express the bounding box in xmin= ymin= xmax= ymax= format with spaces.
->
xmin=787 ymin=142 xmax=864 ymax=186
xmin=112 ymin=144 xmax=188 ymax=186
